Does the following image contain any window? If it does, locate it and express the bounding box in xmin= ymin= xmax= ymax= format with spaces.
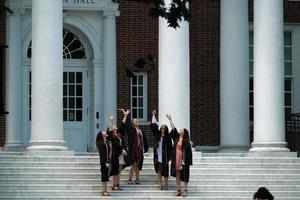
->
xmin=27 ymin=28 xmax=86 ymax=59
xmin=131 ymin=73 xmax=148 ymax=121
xmin=28 ymin=71 xmax=84 ymax=122
xmin=63 ymin=72 xmax=83 ymax=121
xmin=249 ymin=31 xmax=293 ymax=121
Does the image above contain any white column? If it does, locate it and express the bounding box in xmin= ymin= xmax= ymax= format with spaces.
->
xmin=220 ymin=0 xmax=249 ymax=151
xmin=102 ymin=11 xmax=118 ymax=129
xmin=158 ymin=0 xmax=190 ymax=131
xmin=4 ymin=10 xmax=24 ymax=151
xmin=27 ymin=0 xmax=67 ymax=151
xmin=92 ymin=59 xmax=103 ymax=151
xmin=250 ymin=0 xmax=288 ymax=152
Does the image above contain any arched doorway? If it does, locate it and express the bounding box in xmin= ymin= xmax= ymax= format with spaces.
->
xmin=25 ymin=28 xmax=92 ymax=152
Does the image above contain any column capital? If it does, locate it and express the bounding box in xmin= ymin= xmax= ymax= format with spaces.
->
xmin=103 ymin=10 xmax=120 ymax=18
xmin=93 ymin=59 xmax=104 ymax=68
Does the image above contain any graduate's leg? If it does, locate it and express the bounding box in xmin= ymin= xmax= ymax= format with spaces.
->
xmin=128 ymin=165 xmax=134 ymax=184
xmin=117 ymin=165 xmax=122 ymax=188
xmin=134 ymin=162 xmax=140 ymax=184
xmin=102 ymin=181 xmax=109 ymax=196
xmin=182 ymin=181 xmax=189 ymax=197
xmin=164 ymin=176 xmax=169 ymax=190
xmin=157 ymin=169 xmax=162 ymax=189
xmin=176 ymin=171 xmax=181 ymax=196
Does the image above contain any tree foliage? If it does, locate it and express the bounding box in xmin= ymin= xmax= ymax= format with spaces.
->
xmin=112 ymin=0 xmax=190 ymax=28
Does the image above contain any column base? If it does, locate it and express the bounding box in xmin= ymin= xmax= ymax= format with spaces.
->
xmin=250 ymin=141 xmax=289 ymax=152
xmin=27 ymin=140 xmax=68 ymax=151
xmin=218 ymin=145 xmax=250 ymax=153
xmin=248 ymin=141 xmax=296 ymax=157
xmin=4 ymin=143 xmax=25 ymax=152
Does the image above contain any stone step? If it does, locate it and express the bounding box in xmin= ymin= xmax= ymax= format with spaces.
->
xmin=1 ymin=161 xmax=300 ymax=168
xmin=1 ymin=167 xmax=299 ymax=174
xmin=0 ymin=183 xmax=299 ymax=191
xmin=0 ymin=190 xmax=299 ymax=197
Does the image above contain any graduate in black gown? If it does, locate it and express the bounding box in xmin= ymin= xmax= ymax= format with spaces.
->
xmin=119 ymin=108 xmax=149 ymax=185
xmin=166 ymin=114 xmax=193 ymax=197
xmin=150 ymin=110 xmax=173 ymax=190
xmin=96 ymin=130 xmax=112 ymax=196
xmin=106 ymin=115 xmax=127 ymax=190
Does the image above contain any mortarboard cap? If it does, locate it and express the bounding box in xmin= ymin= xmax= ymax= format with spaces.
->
xmin=134 ymin=53 xmax=155 ymax=68
xmin=126 ymin=68 xmax=135 ymax=78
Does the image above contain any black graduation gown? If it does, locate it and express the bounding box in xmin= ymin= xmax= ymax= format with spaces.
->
xmin=96 ymin=133 xmax=111 ymax=182
xmin=107 ymin=130 xmax=123 ymax=176
xmin=119 ymin=121 xmax=149 ymax=170
xmin=150 ymin=123 xmax=173 ymax=177
xmin=169 ymin=128 xmax=193 ymax=182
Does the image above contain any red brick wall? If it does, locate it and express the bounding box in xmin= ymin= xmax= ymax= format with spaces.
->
xmin=116 ymin=0 xmax=158 ymax=146
xmin=189 ymin=0 xmax=220 ymax=146
xmin=0 ymin=0 xmax=6 ymax=147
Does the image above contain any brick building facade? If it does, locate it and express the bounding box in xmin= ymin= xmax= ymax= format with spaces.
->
xmin=0 ymin=0 xmax=300 ymax=151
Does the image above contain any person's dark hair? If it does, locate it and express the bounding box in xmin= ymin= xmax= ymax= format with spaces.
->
xmin=253 ymin=187 xmax=274 ymax=200
xmin=159 ymin=125 xmax=169 ymax=137
xmin=96 ymin=131 xmax=105 ymax=147
xmin=182 ymin=128 xmax=191 ymax=149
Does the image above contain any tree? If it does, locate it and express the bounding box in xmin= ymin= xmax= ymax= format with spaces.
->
xmin=112 ymin=0 xmax=190 ymax=28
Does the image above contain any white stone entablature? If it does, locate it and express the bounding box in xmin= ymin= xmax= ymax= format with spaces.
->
xmin=7 ymin=0 xmax=119 ymax=13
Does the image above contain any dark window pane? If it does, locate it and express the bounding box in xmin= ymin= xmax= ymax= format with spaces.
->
xmin=76 ymin=110 xmax=82 ymax=121
xmin=250 ymin=107 xmax=254 ymax=121
xmin=249 ymin=92 xmax=253 ymax=106
xmin=132 ymin=109 xmax=137 ymax=118
xmin=284 ymin=32 xmax=292 ymax=46
xmin=284 ymin=47 xmax=292 ymax=60
xmin=76 ymin=72 xmax=82 ymax=83
xmin=249 ymin=79 xmax=253 ymax=91
xmin=29 ymin=97 xmax=31 ymax=108
xmin=132 ymin=87 xmax=137 ymax=96
xmin=29 ymin=110 xmax=31 ymax=121
xmin=249 ymin=32 xmax=253 ymax=45
xmin=249 ymin=61 xmax=253 ymax=75
xmin=132 ymin=76 xmax=137 ymax=85
xmin=63 ymin=72 xmax=67 ymax=83
xmin=69 ymin=72 xmax=75 ymax=83
xmin=138 ymin=76 xmax=143 ymax=85
xmin=76 ymin=85 xmax=82 ymax=96
xmin=284 ymin=62 xmax=292 ymax=76
xmin=285 ymin=93 xmax=291 ymax=106
xmin=69 ymin=110 xmax=75 ymax=121
xmin=63 ymin=85 xmax=67 ymax=96
xmin=285 ymin=79 xmax=291 ymax=91
xmin=29 ymin=85 xmax=31 ymax=96
xmin=138 ymin=86 xmax=143 ymax=96
xmin=63 ymin=110 xmax=68 ymax=121
xmin=69 ymin=85 xmax=75 ymax=96
xmin=138 ymin=97 xmax=143 ymax=107
xmin=63 ymin=97 xmax=68 ymax=108
xmin=69 ymin=98 xmax=75 ymax=108
xmin=76 ymin=98 xmax=82 ymax=108
xmin=29 ymin=72 xmax=31 ymax=83
xmin=138 ymin=109 xmax=143 ymax=118
xmin=285 ymin=107 xmax=292 ymax=115
xmin=133 ymin=97 xmax=137 ymax=107
xmin=249 ymin=46 xmax=253 ymax=60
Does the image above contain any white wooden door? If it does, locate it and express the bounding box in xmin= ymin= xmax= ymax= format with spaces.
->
xmin=63 ymin=69 xmax=88 ymax=152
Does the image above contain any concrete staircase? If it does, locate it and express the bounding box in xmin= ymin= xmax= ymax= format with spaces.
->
xmin=0 ymin=151 xmax=299 ymax=200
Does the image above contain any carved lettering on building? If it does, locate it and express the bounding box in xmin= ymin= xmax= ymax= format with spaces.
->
xmin=63 ymin=0 xmax=96 ymax=4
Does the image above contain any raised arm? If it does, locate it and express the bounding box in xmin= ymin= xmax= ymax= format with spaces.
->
xmin=108 ymin=115 xmax=114 ymax=131
xmin=152 ymin=110 xmax=158 ymax=124
xmin=119 ymin=108 xmax=130 ymax=124
xmin=166 ymin=113 xmax=175 ymax=129
xmin=150 ymin=110 xmax=159 ymax=136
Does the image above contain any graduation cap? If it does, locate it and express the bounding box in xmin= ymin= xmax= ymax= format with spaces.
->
xmin=126 ymin=68 xmax=135 ymax=78
xmin=134 ymin=53 xmax=155 ymax=68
